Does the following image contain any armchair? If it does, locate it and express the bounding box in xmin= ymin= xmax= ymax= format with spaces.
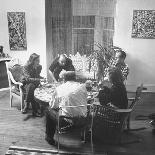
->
xmin=6 ymin=61 xmax=24 ymax=111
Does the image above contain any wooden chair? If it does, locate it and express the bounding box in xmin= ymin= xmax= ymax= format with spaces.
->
xmin=92 ymin=104 xmax=132 ymax=144
xmin=127 ymin=83 xmax=144 ymax=130
xmin=6 ymin=62 xmax=24 ymax=111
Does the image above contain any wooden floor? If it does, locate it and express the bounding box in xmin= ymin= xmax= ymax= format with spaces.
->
xmin=0 ymin=90 xmax=155 ymax=155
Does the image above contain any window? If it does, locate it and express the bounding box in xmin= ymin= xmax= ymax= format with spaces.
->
xmin=102 ymin=17 xmax=114 ymax=46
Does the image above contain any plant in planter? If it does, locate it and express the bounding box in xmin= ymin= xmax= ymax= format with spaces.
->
xmin=88 ymin=43 xmax=121 ymax=82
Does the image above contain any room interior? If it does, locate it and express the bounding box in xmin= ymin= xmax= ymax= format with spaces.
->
xmin=0 ymin=0 xmax=155 ymax=154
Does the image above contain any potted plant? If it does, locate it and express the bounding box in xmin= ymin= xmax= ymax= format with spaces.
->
xmin=88 ymin=43 xmax=121 ymax=82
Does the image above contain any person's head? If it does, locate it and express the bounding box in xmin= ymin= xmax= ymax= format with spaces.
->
xmin=58 ymin=54 xmax=67 ymax=66
xmin=108 ymin=67 xmax=123 ymax=85
xmin=0 ymin=46 xmax=3 ymax=53
xmin=115 ymin=50 xmax=126 ymax=64
xmin=27 ymin=53 xmax=40 ymax=67
xmin=64 ymin=71 xmax=76 ymax=81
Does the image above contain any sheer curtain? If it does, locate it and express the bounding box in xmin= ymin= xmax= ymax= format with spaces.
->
xmin=72 ymin=0 xmax=116 ymax=53
xmin=51 ymin=0 xmax=72 ymax=57
xmin=72 ymin=16 xmax=95 ymax=55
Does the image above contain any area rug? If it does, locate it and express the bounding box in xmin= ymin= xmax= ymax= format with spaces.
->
xmin=5 ymin=146 xmax=91 ymax=155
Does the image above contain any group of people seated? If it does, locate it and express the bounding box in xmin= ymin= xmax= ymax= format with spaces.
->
xmin=20 ymin=49 xmax=129 ymax=145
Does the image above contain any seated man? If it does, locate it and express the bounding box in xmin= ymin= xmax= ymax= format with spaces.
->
xmin=104 ymin=50 xmax=129 ymax=82
xmin=45 ymin=72 xmax=87 ymax=145
xmin=49 ymin=54 xmax=75 ymax=82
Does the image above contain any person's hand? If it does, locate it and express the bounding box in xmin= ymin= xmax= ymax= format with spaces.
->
xmin=40 ymin=78 xmax=46 ymax=83
xmin=107 ymin=103 xmax=118 ymax=109
xmin=104 ymin=76 xmax=109 ymax=81
xmin=40 ymin=78 xmax=48 ymax=86
xmin=59 ymin=70 xmax=66 ymax=79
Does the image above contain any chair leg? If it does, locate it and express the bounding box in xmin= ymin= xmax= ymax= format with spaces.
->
xmin=10 ymin=94 xmax=13 ymax=108
xmin=127 ymin=116 xmax=130 ymax=130
xmin=80 ymin=128 xmax=86 ymax=142
xmin=90 ymin=111 xmax=94 ymax=154
xmin=57 ymin=112 xmax=60 ymax=154
xmin=21 ymin=95 xmax=24 ymax=112
xmin=83 ymin=129 xmax=86 ymax=142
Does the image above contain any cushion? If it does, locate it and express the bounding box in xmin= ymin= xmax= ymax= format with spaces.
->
xmin=9 ymin=64 xmax=23 ymax=82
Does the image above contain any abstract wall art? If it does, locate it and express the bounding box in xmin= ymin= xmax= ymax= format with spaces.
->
xmin=7 ymin=12 xmax=27 ymax=50
xmin=132 ymin=10 xmax=155 ymax=39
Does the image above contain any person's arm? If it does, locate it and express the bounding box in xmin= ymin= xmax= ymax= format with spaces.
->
xmin=122 ymin=65 xmax=129 ymax=81
xmin=49 ymin=70 xmax=57 ymax=82
xmin=37 ymin=65 xmax=44 ymax=79
xmin=49 ymin=91 xmax=59 ymax=109
xmin=22 ymin=65 xmax=40 ymax=84
xmin=97 ymin=86 xmax=111 ymax=105
xmin=69 ymin=59 xmax=75 ymax=71
xmin=49 ymin=58 xmax=59 ymax=82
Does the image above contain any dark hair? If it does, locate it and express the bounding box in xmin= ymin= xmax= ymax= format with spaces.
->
xmin=64 ymin=71 xmax=76 ymax=81
xmin=117 ymin=50 xmax=126 ymax=59
xmin=0 ymin=46 xmax=3 ymax=53
xmin=108 ymin=67 xmax=123 ymax=85
xmin=27 ymin=53 xmax=40 ymax=66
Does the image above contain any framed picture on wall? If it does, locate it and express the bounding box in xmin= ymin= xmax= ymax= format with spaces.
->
xmin=7 ymin=12 xmax=27 ymax=50
xmin=131 ymin=10 xmax=155 ymax=39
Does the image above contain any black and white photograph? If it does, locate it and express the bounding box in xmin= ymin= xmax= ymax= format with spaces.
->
xmin=0 ymin=0 xmax=155 ymax=155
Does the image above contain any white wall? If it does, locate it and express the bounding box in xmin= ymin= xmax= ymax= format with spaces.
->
xmin=114 ymin=0 xmax=155 ymax=88
xmin=0 ymin=0 xmax=46 ymax=77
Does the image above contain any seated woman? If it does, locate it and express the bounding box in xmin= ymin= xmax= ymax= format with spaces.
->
xmin=21 ymin=53 xmax=43 ymax=117
xmin=97 ymin=67 xmax=128 ymax=109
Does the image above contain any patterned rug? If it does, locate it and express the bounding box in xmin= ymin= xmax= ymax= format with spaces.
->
xmin=5 ymin=146 xmax=91 ymax=155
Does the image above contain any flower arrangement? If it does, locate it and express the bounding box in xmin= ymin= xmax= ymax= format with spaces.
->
xmin=88 ymin=43 xmax=121 ymax=82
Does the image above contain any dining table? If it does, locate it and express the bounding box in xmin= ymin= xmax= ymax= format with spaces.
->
xmin=34 ymin=82 xmax=99 ymax=110
xmin=34 ymin=82 xmax=59 ymax=105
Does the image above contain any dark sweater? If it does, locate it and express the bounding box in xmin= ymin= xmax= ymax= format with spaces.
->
xmin=49 ymin=57 xmax=75 ymax=81
xmin=97 ymin=84 xmax=128 ymax=109
xmin=21 ymin=64 xmax=42 ymax=85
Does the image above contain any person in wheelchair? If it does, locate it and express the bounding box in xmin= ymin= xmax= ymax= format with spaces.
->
xmin=97 ymin=67 xmax=128 ymax=109
xmin=45 ymin=71 xmax=87 ymax=145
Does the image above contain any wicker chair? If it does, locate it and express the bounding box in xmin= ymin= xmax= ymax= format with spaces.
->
xmin=92 ymin=104 xmax=132 ymax=144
